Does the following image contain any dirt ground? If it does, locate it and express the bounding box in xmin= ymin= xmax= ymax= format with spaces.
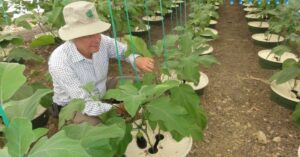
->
xmin=1 ymin=1 xmax=299 ymax=156
xmin=186 ymin=2 xmax=300 ymax=157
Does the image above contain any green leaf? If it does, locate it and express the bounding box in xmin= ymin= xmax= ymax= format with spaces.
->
xmin=0 ymin=34 xmax=23 ymax=47
xmin=0 ymin=147 xmax=10 ymax=157
xmin=140 ymin=80 xmax=180 ymax=98
xmin=147 ymin=97 xmax=189 ymax=136
xmin=15 ymin=14 xmax=34 ymax=30
xmin=7 ymin=47 xmax=44 ymax=63
xmin=80 ymin=82 xmax=95 ymax=94
xmin=273 ymin=65 xmax=300 ymax=84
xmin=30 ymin=35 xmax=55 ymax=48
xmin=47 ymin=6 xmax=64 ymax=28
xmin=195 ymin=55 xmax=220 ymax=68
xmin=63 ymin=123 xmax=125 ymax=157
xmin=104 ymin=83 xmax=146 ymax=117
xmin=4 ymin=89 xmax=52 ymax=120
xmin=33 ymin=128 xmax=48 ymax=142
xmin=11 ymin=84 xmax=34 ymax=100
xmin=292 ymin=103 xmax=300 ymax=127
xmin=28 ymin=130 xmax=91 ymax=157
xmin=170 ymin=84 xmax=207 ymax=130
xmin=0 ymin=62 xmax=26 ymax=102
xmin=271 ymin=45 xmax=291 ymax=56
xmin=58 ymin=99 xmax=85 ymax=129
xmin=124 ymin=35 xmax=152 ymax=57
xmin=4 ymin=118 xmax=35 ymax=157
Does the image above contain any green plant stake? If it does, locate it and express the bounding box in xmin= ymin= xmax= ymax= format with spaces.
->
xmin=159 ymin=0 xmax=168 ymax=68
xmin=106 ymin=0 xmax=125 ymax=84
xmin=144 ymin=0 xmax=152 ymax=47
xmin=0 ymin=105 xmax=9 ymax=126
xmin=123 ymin=0 xmax=140 ymax=83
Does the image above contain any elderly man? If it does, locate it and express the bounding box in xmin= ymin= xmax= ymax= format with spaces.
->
xmin=48 ymin=1 xmax=154 ymax=125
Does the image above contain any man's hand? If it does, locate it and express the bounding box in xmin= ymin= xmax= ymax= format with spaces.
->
xmin=135 ymin=57 xmax=154 ymax=72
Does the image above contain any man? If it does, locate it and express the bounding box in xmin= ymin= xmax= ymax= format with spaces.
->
xmin=48 ymin=1 xmax=154 ymax=125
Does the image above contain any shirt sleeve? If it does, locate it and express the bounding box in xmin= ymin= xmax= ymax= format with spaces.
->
xmin=49 ymin=65 xmax=112 ymax=116
xmin=105 ymin=35 xmax=139 ymax=66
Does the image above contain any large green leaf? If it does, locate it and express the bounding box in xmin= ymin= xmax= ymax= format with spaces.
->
xmin=58 ymin=99 xmax=85 ymax=129
xmin=63 ymin=123 xmax=125 ymax=157
xmin=0 ymin=62 xmax=26 ymax=102
xmin=33 ymin=128 xmax=48 ymax=142
xmin=30 ymin=35 xmax=55 ymax=48
xmin=292 ymin=103 xmax=300 ymax=127
xmin=4 ymin=118 xmax=35 ymax=157
xmin=170 ymin=84 xmax=207 ymax=130
xmin=0 ymin=34 xmax=23 ymax=47
xmin=194 ymin=55 xmax=220 ymax=68
xmin=7 ymin=47 xmax=44 ymax=63
xmin=271 ymin=45 xmax=291 ymax=56
xmin=0 ymin=147 xmax=10 ymax=157
xmin=104 ymin=83 xmax=146 ymax=117
xmin=28 ymin=131 xmax=91 ymax=157
xmin=140 ymin=80 xmax=180 ymax=98
xmin=15 ymin=14 xmax=34 ymax=30
xmin=147 ymin=97 xmax=188 ymax=136
xmin=11 ymin=84 xmax=34 ymax=100
xmin=273 ymin=65 xmax=300 ymax=84
xmin=124 ymin=35 xmax=152 ymax=57
xmin=4 ymin=89 xmax=52 ymax=120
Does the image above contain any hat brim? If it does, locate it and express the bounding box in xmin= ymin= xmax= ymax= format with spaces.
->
xmin=59 ymin=21 xmax=111 ymax=41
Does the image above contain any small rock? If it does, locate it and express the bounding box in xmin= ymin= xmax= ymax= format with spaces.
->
xmin=272 ymin=137 xmax=281 ymax=143
xmin=254 ymin=131 xmax=268 ymax=144
xmin=235 ymin=122 xmax=240 ymax=127
xmin=216 ymin=154 xmax=222 ymax=157
xmin=247 ymin=122 xmax=251 ymax=128
xmin=217 ymin=106 xmax=222 ymax=110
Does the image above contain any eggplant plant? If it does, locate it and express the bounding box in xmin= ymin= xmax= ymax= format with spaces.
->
xmin=0 ymin=34 xmax=44 ymax=63
xmin=0 ymin=62 xmax=128 ymax=157
xmin=270 ymin=59 xmax=300 ymax=126
xmin=186 ymin=2 xmax=219 ymax=39
xmin=261 ymin=0 xmax=300 ymax=60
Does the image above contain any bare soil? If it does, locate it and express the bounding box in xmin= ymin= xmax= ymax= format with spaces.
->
xmin=187 ymin=2 xmax=300 ymax=157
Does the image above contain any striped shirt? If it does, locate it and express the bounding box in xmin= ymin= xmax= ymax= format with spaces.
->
xmin=48 ymin=34 xmax=137 ymax=116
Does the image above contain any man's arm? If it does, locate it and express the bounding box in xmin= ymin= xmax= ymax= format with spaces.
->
xmin=49 ymin=65 xmax=112 ymax=116
xmin=104 ymin=35 xmax=154 ymax=72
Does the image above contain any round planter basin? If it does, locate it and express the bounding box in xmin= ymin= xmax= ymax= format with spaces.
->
xmin=155 ymin=9 xmax=173 ymax=16
xmin=206 ymin=28 xmax=218 ymax=35
xmin=168 ymin=4 xmax=179 ymax=9
xmin=173 ymin=0 xmax=184 ymax=4
xmin=248 ymin=21 xmax=269 ymax=33
xmin=298 ymin=145 xmax=300 ymax=157
xmin=132 ymin=25 xmax=150 ymax=36
xmin=209 ymin=20 xmax=218 ymax=28
xmin=243 ymin=3 xmax=254 ymax=7
xmin=245 ymin=14 xmax=261 ymax=21
xmin=270 ymin=79 xmax=300 ymax=110
xmin=258 ymin=49 xmax=298 ymax=69
xmin=161 ymin=71 xmax=209 ymax=95
xmin=251 ymin=33 xmax=284 ymax=48
xmin=142 ymin=16 xmax=164 ymax=24
xmin=198 ymin=44 xmax=214 ymax=55
xmin=244 ymin=7 xmax=259 ymax=13
xmin=125 ymin=122 xmax=193 ymax=157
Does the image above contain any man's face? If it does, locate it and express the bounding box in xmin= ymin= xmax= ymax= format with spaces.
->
xmin=73 ymin=33 xmax=101 ymax=58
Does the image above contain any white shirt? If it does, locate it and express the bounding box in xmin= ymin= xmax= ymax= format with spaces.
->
xmin=48 ymin=34 xmax=137 ymax=116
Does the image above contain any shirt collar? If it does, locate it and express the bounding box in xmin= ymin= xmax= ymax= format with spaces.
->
xmin=67 ymin=41 xmax=87 ymax=63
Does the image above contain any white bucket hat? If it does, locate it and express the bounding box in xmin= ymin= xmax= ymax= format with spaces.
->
xmin=58 ymin=1 xmax=111 ymax=41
